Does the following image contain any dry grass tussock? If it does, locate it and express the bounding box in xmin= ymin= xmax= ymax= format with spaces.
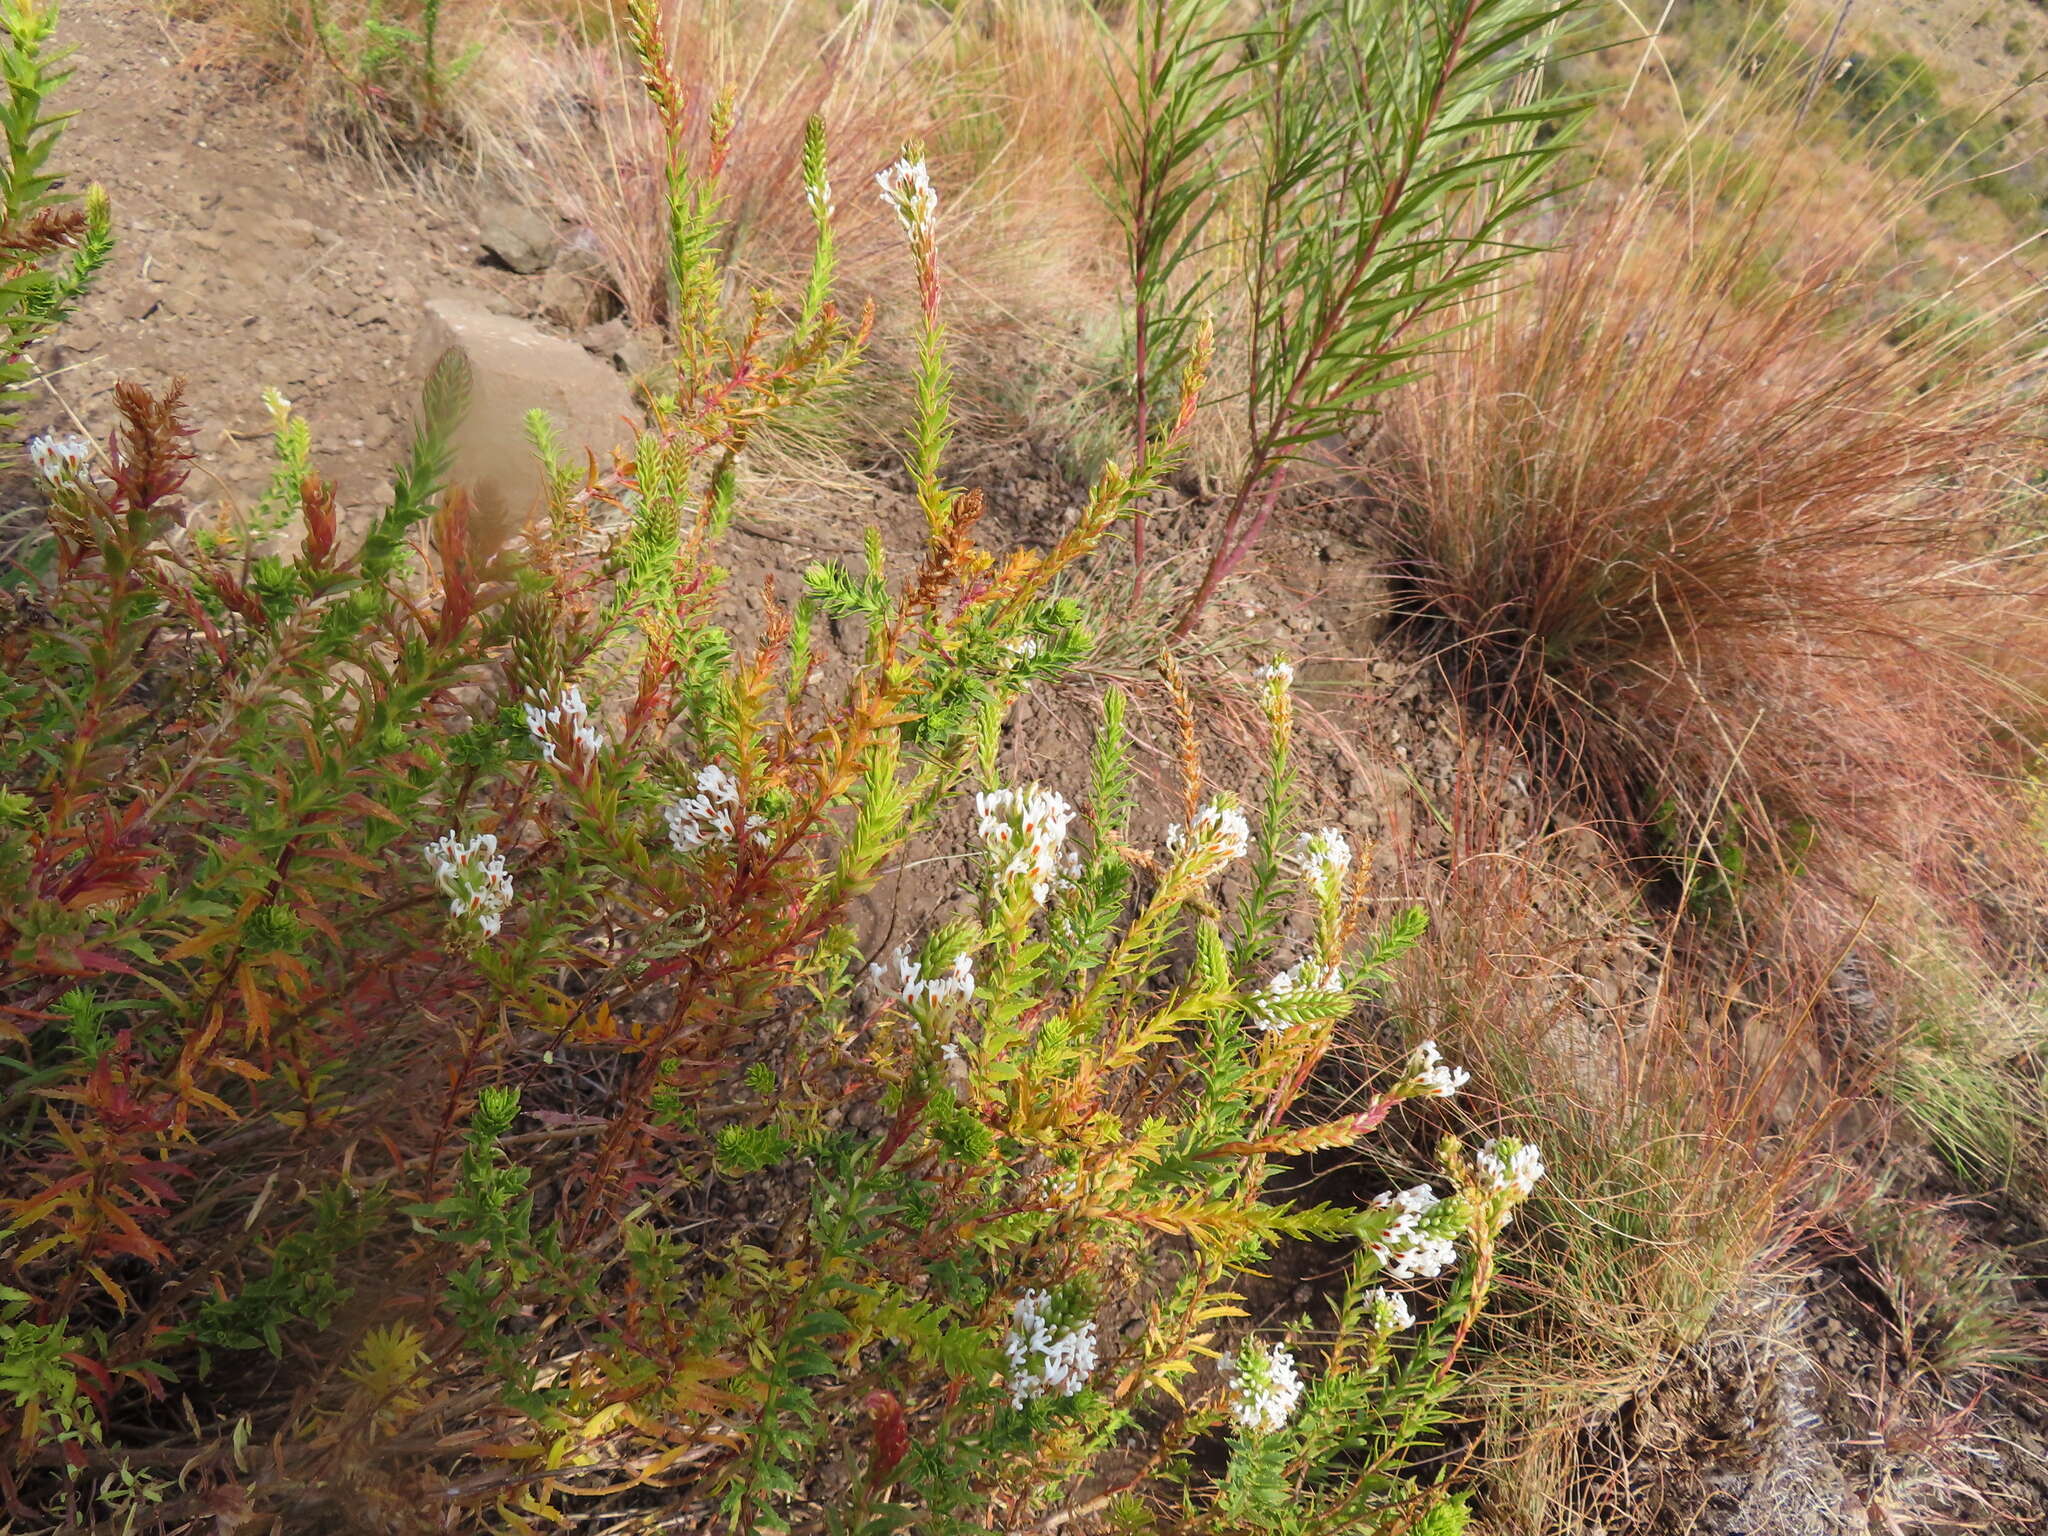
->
xmin=1362 ymin=776 xmax=1842 ymax=1530
xmin=1366 ymin=119 xmax=2048 ymax=935
xmin=509 ymin=2 xmax=1118 ymax=313
xmin=497 ymin=0 xmax=1130 ymax=472
xmin=182 ymin=0 xmax=1128 ymax=363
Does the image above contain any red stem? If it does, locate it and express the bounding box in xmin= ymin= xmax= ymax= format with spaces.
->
xmin=1169 ymin=469 xmax=1285 ymax=639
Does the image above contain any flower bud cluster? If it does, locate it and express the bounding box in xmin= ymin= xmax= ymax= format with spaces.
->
xmin=523 ymin=686 xmax=604 ymax=770
xmin=975 ymin=783 xmax=1076 ymax=907
xmin=424 ymin=831 xmax=513 ymax=938
xmin=1252 ymin=957 xmax=1346 ymax=1033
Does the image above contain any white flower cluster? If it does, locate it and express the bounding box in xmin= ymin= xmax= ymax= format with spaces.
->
xmin=1003 ymin=634 xmax=1044 ymax=662
xmin=805 ymin=177 xmax=833 ymax=220
xmin=872 ymin=945 xmax=977 ymax=1010
xmin=1165 ymin=798 xmax=1251 ymax=878
xmin=425 ymin=830 xmax=513 ymax=938
xmin=1369 ymin=1183 xmax=1463 ymax=1281
xmin=1003 ymin=1290 xmax=1098 ymax=1408
xmin=523 ymin=686 xmax=603 ymax=769
xmin=1252 ymin=957 xmax=1346 ymax=1033
xmin=1475 ymin=1136 xmax=1547 ymax=1198
xmin=1036 ymin=1161 xmax=1082 ymax=1201
xmin=1254 ymin=658 xmax=1294 ymax=712
xmin=1297 ymin=826 xmax=1352 ymax=908
xmin=975 ymin=783 xmax=1075 ymax=907
xmin=1363 ymin=1287 xmax=1414 ymax=1334
xmin=28 ymin=433 xmax=92 ymax=483
xmin=1406 ymin=1039 xmax=1470 ymax=1099
xmin=875 ymin=155 xmax=937 ymax=238
xmin=664 ymin=765 xmax=763 ymax=853
xmin=1221 ymin=1338 xmax=1304 ymax=1435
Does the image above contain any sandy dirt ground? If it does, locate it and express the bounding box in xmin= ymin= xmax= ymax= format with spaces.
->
xmin=22 ymin=0 xmax=516 ymax=519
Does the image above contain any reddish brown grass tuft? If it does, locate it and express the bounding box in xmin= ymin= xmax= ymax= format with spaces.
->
xmin=1365 ymin=157 xmax=2047 ymax=922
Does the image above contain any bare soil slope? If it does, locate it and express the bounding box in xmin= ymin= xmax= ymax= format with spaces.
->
xmin=24 ymin=0 xmax=502 ymax=516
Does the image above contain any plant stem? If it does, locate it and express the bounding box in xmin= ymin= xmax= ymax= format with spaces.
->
xmin=1170 ymin=467 xmax=1285 ymax=639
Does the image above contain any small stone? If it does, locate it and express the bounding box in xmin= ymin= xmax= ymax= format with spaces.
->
xmin=537 ymin=228 xmax=621 ymax=329
xmin=612 ymin=330 xmax=659 ymax=379
xmin=578 ymin=317 xmax=629 ymax=358
xmin=574 ymin=318 xmax=657 ymax=377
xmin=476 ymin=200 xmax=557 ymax=274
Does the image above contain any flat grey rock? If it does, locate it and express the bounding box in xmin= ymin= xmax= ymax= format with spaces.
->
xmin=477 ymin=200 xmax=557 ymax=274
xmin=411 ymin=296 xmax=641 ymax=546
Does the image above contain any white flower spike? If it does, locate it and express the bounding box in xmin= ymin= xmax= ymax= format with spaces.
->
xmin=523 ymin=686 xmax=604 ymax=770
xmin=1363 ymin=1287 xmax=1414 ymax=1334
xmin=1221 ymin=1339 xmax=1304 ymax=1435
xmin=665 ymin=765 xmax=768 ymax=853
xmin=1368 ymin=1183 xmax=1462 ymax=1281
xmin=1254 ymin=658 xmax=1294 ymax=715
xmin=875 ymin=155 xmax=937 ymax=239
xmin=1405 ymin=1039 xmax=1470 ymax=1099
xmin=975 ymin=783 xmax=1076 ymax=907
xmin=870 ymin=945 xmax=976 ymax=1010
xmin=1297 ymin=827 xmax=1351 ymax=886
xmin=1165 ymin=798 xmax=1251 ymax=880
xmin=424 ymin=830 xmax=513 ymax=938
xmin=1474 ymin=1136 xmax=1546 ymax=1198
xmin=1003 ymin=1290 xmax=1097 ymax=1407
xmin=28 ymin=433 xmax=92 ymax=483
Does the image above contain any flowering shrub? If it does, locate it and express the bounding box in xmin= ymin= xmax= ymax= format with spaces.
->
xmin=0 ymin=3 xmax=1550 ymax=1528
